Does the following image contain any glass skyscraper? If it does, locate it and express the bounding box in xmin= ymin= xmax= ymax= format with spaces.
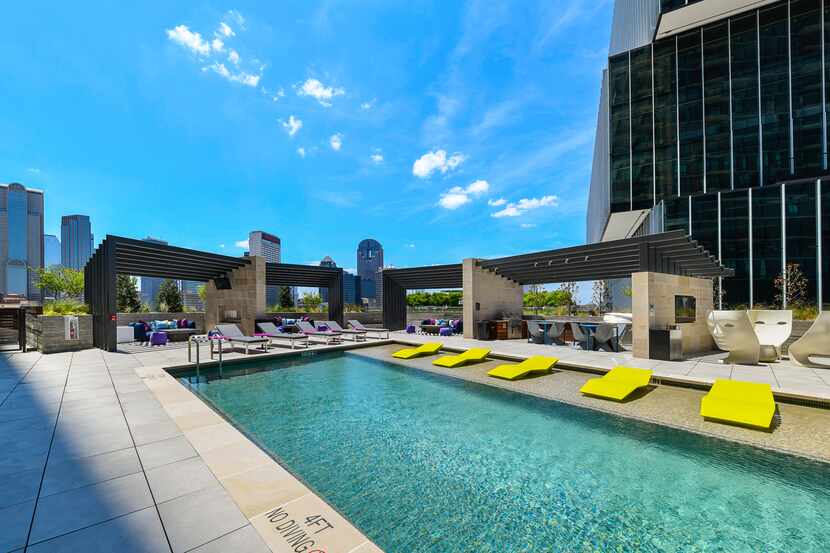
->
xmin=0 ymin=183 xmax=44 ymax=300
xmin=60 ymin=214 xmax=93 ymax=270
xmin=249 ymin=230 xmax=283 ymax=307
xmin=357 ymin=239 xmax=383 ymax=304
xmin=588 ymin=0 xmax=829 ymax=310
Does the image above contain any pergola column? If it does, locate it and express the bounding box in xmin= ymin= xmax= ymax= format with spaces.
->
xmin=462 ymin=258 xmax=524 ymax=339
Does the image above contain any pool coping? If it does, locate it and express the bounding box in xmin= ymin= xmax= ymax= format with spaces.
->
xmin=137 ymin=342 xmax=388 ymax=553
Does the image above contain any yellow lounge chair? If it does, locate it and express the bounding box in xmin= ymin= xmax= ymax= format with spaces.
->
xmin=432 ymin=348 xmax=491 ymax=368
xmin=392 ymin=342 xmax=442 ymax=359
xmin=488 ymin=356 xmax=559 ymax=380
xmin=580 ymin=366 xmax=653 ymax=401
xmin=700 ymin=379 xmax=776 ymax=430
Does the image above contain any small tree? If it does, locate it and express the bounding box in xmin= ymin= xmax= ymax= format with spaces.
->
xmin=592 ymin=280 xmax=611 ymax=313
xmin=301 ymin=292 xmax=321 ymax=311
xmin=156 ymin=279 xmax=183 ymax=312
xmin=34 ymin=267 xmax=84 ymax=299
xmin=197 ymin=284 xmax=206 ymax=303
xmin=116 ymin=275 xmax=142 ymax=313
xmin=558 ymin=282 xmax=579 ymax=314
xmin=774 ymin=263 xmax=808 ymax=308
xmin=280 ymin=286 xmax=294 ymax=308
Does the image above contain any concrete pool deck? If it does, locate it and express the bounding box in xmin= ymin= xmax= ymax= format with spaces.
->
xmin=2 ymin=336 xmax=829 ymax=552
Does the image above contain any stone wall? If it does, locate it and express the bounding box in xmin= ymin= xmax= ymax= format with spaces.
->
xmin=117 ymin=312 xmax=205 ymax=330
xmin=204 ymin=256 xmax=266 ymax=336
xmin=26 ymin=314 xmax=93 ymax=354
xmin=631 ymin=272 xmax=715 ymax=359
xmin=462 ymin=258 xmax=524 ymax=339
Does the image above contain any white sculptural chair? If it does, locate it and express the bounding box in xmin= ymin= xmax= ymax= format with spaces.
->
xmin=747 ymin=309 xmax=792 ymax=360
xmin=706 ymin=310 xmax=760 ymax=365
xmin=788 ymin=312 xmax=830 ymax=368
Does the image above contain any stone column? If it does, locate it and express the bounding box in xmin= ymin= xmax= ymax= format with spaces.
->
xmin=204 ymin=256 xmax=266 ymax=336
xmin=462 ymin=258 xmax=524 ymax=339
xmin=631 ymin=271 xmax=715 ymax=359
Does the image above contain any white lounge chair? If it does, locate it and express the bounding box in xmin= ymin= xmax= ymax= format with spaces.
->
xmin=215 ymin=324 xmax=270 ymax=355
xmin=788 ymin=311 xmax=830 ymax=368
xmin=322 ymin=320 xmax=366 ymax=342
xmin=296 ymin=321 xmax=342 ymax=344
xmin=747 ymin=309 xmax=792 ymax=360
xmin=256 ymin=322 xmax=309 ymax=349
xmin=706 ymin=310 xmax=760 ymax=365
xmin=348 ymin=320 xmax=390 ymax=339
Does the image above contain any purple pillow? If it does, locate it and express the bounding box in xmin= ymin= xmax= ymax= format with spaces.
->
xmin=317 ymin=324 xmax=329 ymax=332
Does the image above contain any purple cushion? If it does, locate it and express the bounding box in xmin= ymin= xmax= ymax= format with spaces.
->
xmin=317 ymin=324 xmax=329 ymax=332
xmin=406 ymin=324 xmax=416 ymax=334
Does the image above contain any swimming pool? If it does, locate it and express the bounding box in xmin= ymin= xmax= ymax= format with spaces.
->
xmin=180 ymin=352 xmax=830 ymax=552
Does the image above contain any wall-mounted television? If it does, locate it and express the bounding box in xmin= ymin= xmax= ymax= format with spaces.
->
xmin=675 ymin=295 xmax=696 ymax=323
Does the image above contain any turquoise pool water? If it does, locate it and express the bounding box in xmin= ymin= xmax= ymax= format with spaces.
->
xmin=181 ymin=353 xmax=830 ymax=552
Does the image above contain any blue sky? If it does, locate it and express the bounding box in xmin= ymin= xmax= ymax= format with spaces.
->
xmin=1 ymin=0 xmax=612 ymax=275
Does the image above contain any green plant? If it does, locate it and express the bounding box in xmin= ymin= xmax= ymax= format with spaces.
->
xmin=34 ymin=267 xmax=84 ymax=299
xmin=116 ymin=275 xmax=142 ymax=312
xmin=280 ymin=286 xmax=294 ymax=308
xmin=43 ymin=298 xmax=89 ymax=316
xmin=301 ymin=292 xmax=322 ymax=311
xmin=156 ymin=279 xmax=183 ymax=312
xmin=197 ymin=284 xmax=206 ymax=302
xmin=774 ymin=263 xmax=808 ymax=308
xmin=406 ymin=291 xmax=463 ymax=307
xmin=792 ymin=304 xmax=819 ymax=321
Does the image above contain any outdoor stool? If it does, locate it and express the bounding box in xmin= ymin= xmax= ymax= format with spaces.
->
xmin=149 ymin=331 xmax=168 ymax=346
xmin=406 ymin=324 xmax=416 ymax=334
xmin=439 ymin=327 xmax=453 ymax=337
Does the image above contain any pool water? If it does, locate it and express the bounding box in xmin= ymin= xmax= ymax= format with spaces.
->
xmin=182 ymin=352 xmax=830 ymax=552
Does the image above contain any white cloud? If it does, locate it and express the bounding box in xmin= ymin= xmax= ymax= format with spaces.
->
xmin=520 ymin=223 xmax=537 ymax=228
xmin=166 ymin=25 xmax=211 ymax=56
xmin=329 ymin=133 xmax=343 ymax=151
xmin=281 ymin=115 xmax=302 ymax=137
xmin=406 ymin=243 xmax=416 ymax=248
xmin=297 ymin=147 xmax=306 ymax=158
xmin=234 ymin=239 xmax=249 ymax=249
xmin=370 ymin=150 xmax=383 ymax=164
xmin=296 ymin=78 xmax=345 ymax=107
xmin=437 ymin=180 xmax=490 ymax=210
xmin=26 ymin=167 xmax=41 ymax=175
xmin=492 ymin=195 xmax=559 ymax=218
xmin=228 ymin=49 xmax=240 ymax=64
xmin=271 ymin=87 xmax=285 ymax=101
xmin=361 ymin=98 xmax=376 ymax=110
xmin=218 ymin=22 xmax=234 ymax=37
xmin=227 ymin=10 xmax=246 ymax=29
xmin=211 ymin=38 xmax=224 ymax=52
xmin=487 ymin=198 xmax=507 ymax=206
xmin=206 ymin=63 xmax=260 ymax=87
xmin=218 ymin=243 xmax=226 ymax=249
xmin=412 ymin=149 xmax=466 ymax=178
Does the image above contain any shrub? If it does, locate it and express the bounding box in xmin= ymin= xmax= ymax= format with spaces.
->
xmin=43 ymin=299 xmax=89 ymax=316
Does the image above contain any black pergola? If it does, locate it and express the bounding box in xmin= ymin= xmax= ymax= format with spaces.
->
xmin=381 ymin=232 xmax=732 ymax=330
xmin=85 ymin=235 xmax=251 ymax=351
xmin=382 ymin=263 xmax=463 ymax=330
xmin=479 ymin=230 xmax=732 ymax=284
xmin=265 ymin=262 xmax=344 ymax=325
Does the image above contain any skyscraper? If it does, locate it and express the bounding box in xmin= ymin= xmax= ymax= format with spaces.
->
xmin=319 ymin=256 xmax=336 ymax=302
xmin=357 ymin=239 xmax=383 ymax=304
xmin=60 ymin=214 xmax=93 ymax=270
xmin=342 ymin=272 xmax=361 ymax=306
xmin=140 ymin=237 xmax=168 ymax=308
xmin=44 ymin=234 xmax=61 ymax=268
xmin=181 ymin=280 xmax=204 ymax=311
xmin=249 ymin=231 xmax=282 ymax=306
xmin=588 ymin=0 xmax=830 ymax=310
xmin=0 ymin=183 xmax=44 ymax=300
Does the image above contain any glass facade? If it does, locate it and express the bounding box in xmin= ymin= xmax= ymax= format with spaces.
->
xmin=731 ymin=12 xmax=761 ymax=189
xmin=663 ymin=196 xmax=689 ymax=233
xmin=631 ymin=46 xmax=654 ymax=209
xmin=823 ymin=181 xmax=829 ymax=309
xmin=691 ymin=193 xmax=719 ymax=257
xmin=790 ymin=0 xmax=824 ymax=175
xmin=759 ymin=4 xmax=792 ymax=185
xmin=653 ymin=38 xmax=678 ymax=200
xmin=609 ymin=53 xmax=631 ymax=213
xmin=678 ymin=31 xmax=704 ymax=196
xmin=751 ymin=186 xmax=782 ymax=306
xmin=785 ymin=180 xmax=818 ymax=303
xmin=720 ymin=190 xmax=750 ymax=306
xmin=703 ymin=22 xmax=731 ymax=192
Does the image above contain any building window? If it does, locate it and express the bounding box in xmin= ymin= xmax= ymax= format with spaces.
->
xmin=677 ymin=30 xmax=705 ymax=196
xmin=654 ymin=38 xmax=678 ymax=201
xmin=703 ymin=22 xmax=732 ymax=191
xmin=721 ymin=190 xmax=750 ymax=306
xmin=826 ymin=1 xmax=830 ymax=170
xmin=663 ymin=196 xmax=690 ymax=233
xmin=785 ymin=180 xmax=818 ymax=304
xmin=790 ymin=0 xmax=824 ymax=176
xmin=691 ymin=193 xmax=719 ymax=258
xmin=823 ymin=180 xmax=829 ymax=310
xmin=609 ymin=53 xmax=631 ymax=213
xmin=751 ymin=185 xmax=782 ymax=306
xmin=759 ymin=3 xmax=792 ymax=185
xmin=631 ymin=45 xmax=654 ymax=209
xmin=731 ymin=12 xmax=761 ymax=189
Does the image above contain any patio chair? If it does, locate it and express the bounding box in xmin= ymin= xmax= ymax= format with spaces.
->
xmin=348 ymin=320 xmax=390 ymax=339
xmin=432 ymin=348 xmax=490 ymax=368
xmin=215 ymin=324 xmax=270 ymax=355
xmin=392 ymin=342 xmax=442 ymax=359
xmin=570 ymin=323 xmax=592 ymax=350
xmin=788 ymin=312 xmax=830 ymax=368
xmin=706 ymin=311 xmax=760 ymax=365
xmin=526 ymin=320 xmax=545 ymax=344
xmin=255 ymin=322 xmax=309 ymax=350
xmin=547 ymin=322 xmax=567 ymax=346
xmin=297 ymin=321 xmax=343 ymax=345
xmin=700 ymin=379 xmax=776 ymax=430
xmin=488 ymin=356 xmax=558 ymax=380
xmin=322 ymin=320 xmax=366 ymax=342
xmin=747 ymin=310 xmax=792 ymax=360
xmin=592 ymin=324 xmax=621 ymax=352
xmin=580 ymin=366 xmax=653 ymax=401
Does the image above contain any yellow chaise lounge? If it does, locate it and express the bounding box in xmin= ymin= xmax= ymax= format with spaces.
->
xmin=488 ymin=356 xmax=559 ymax=380
xmin=392 ymin=342 xmax=443 ymax=359
xmin=432 ymin=348 xmax=490 ymax=368
xmin=579 ymin=366 xmax=653 ymax=401
xmin=700 ymin=379 xmax=776 ymax=430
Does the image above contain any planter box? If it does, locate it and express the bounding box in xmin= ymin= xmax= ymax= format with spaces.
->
xmin=26 ymin=314 xmax=93 ymax=354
